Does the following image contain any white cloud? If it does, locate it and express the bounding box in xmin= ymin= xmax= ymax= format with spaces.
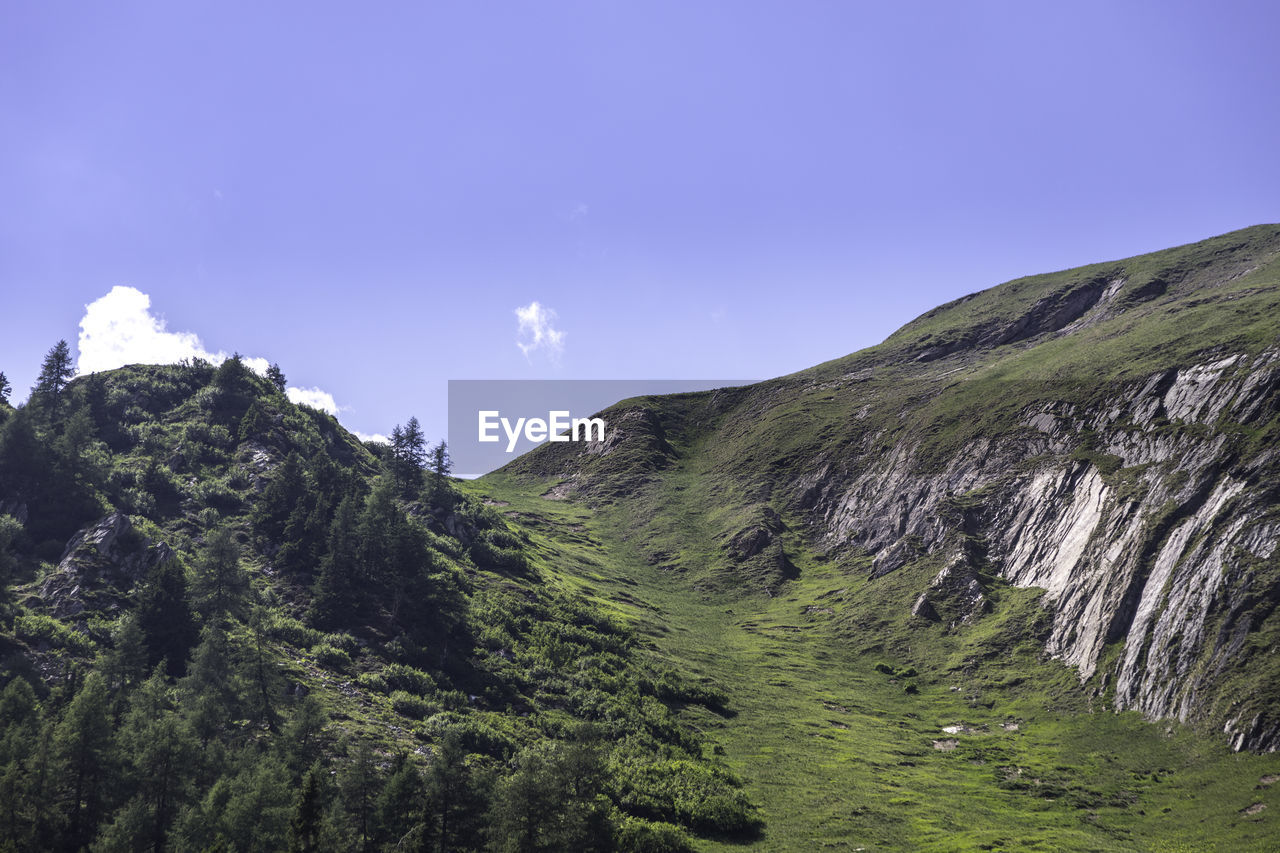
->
xmin=78 ymin=284 xmax=349 ymax=419
xmin=352 ymin=430 xmax=391 ymax=445
xmin=515 ymin=301 xmax=565 ymax=362
xmin=286 ymin=386 xmax=340 ymax=416
xmin=78 ymin=286 xmax=222 ymax=373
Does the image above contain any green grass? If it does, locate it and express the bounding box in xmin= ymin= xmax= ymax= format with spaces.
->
xmin=471 ymin=449 xmax=1280 ymax=851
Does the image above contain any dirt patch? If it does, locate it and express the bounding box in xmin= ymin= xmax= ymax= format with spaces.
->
xmin=932 ymin=739 xmax=959 ymax=751
xmin=1242 ymin=802 xmax=1266 ymax=816
xmin=1260 ymin=774 xmax=1279 ymax=786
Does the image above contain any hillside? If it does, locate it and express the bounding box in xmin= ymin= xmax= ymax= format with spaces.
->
xmin=1 ymin=225 xmax=1278 ymax=851
xmin=490 ymin=224 xmax=1280 ymax=848
xmin=0 ymin=357 xmax=755 ymax=852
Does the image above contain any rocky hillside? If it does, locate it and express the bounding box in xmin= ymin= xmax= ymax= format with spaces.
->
xmin=502 ymin=223 xmax=1280 ymax=753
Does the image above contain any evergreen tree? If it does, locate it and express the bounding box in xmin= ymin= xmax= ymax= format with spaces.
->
xmin=390 ymin=417 xmax=426 ymax=493
xmin=429 ymin=440 xmax=452 ymax=497
xmin=33 ymin=339 xmax=75 ymax=420
xmin=241 ymin=606 xmax=281 ymax=731
xmin=0 ymin=513 xmax=22 ymax=603
xmin=421 ymin=732 xmax=491 ymax=853
xmin=266 ymin=363 xmax=287 ymax=394
xmin=136 ymin=556 xmax=198 ymax=678
xmin=0 ymin=370 xmax=11 ymax=404
xmin=374 ymin=754 xmax=423 ymax=849
xmin=311 ymin=493 xmax=359 ymax=628
xmin=193 ymin=525 xmax=249 ymax=622
xmin=289 ymin=762 xmax=326 ymax=853
xmin=54 ymin=672 xmax=115 ymax=851
xmin=337 ymin=739 xmax=380 ymax=852
xmin=111 ymin=667 xmax=197 ymax=852
xmin=181 ymin=622 xmax=239 ymax=751
xmin=0 ymin=678 xmax=39 ymax=848
xmin=280 ymin=695 xmax=328 ymax=777
xmin=239 ymin=400 xmax=267 ymax=443
xmin=487 ymin=736 xmax=612 ymax=853
xmin=102 ymin=611 xmax=150 ymax=693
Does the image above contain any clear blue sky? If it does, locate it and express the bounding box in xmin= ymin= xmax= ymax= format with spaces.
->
xmin=3 ymin=1 xmax=1278 ymax=442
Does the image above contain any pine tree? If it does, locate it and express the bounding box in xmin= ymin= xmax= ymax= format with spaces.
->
xmin=136 ymin=556 xmax=198 ymax=678
xmin=242 ymin=606 xmax=282 ymax=731
xmin=312 ymin=494 xmax=359 ymax=628
xmin=239 ymin=400 xmax=267 ymax=443
xmin=390 ymin=417 xmax=426 ymax=493
xmin=266 ymin=363 xmax=287 ymax=394
xmin=337 ymin=739 xmax=380 ymax=852
xmin=193 ymin=525 xmax=248 ymax=622
xmin=0 ymin=371 xmax=11 ymax=404
xmin=289 ymin=762 xmax=326 ymax=853
xmin=423 ymin=732 xmax=491 ymax=853
xmin=33 ymin=340 xmax=75 ymax=419
xmin=374 ymin=754 xmax=423 ymax=849
xmin=54 ymin=672 xmax=114 ymax=851
xmin=429 ymin=440 xmax=452 ymax=496
xmin=180 ymin=623 xmax=239 ymax=750
xmin=113 ymin=667 xmax=197 ymax=852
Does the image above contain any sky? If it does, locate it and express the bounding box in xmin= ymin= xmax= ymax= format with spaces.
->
xmin=3 ymin=1 xmax=1278 ymax=443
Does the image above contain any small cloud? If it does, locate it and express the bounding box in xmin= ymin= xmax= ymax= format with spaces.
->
xmin=286 ymin=386 xmax=340 ymax=416
xmin=515 ymin=301 xmax=565 ymax=362
xmin=352 ymin=430 xmax=391 ymax=445
xmin=570 ymin=202 xmax=589 ymax=220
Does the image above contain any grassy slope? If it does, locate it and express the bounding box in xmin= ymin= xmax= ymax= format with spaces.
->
xmin=474 ymin=458 xmax=1280 ymax=851
xmin=480 ymin=225 xmax=1280 ymax=849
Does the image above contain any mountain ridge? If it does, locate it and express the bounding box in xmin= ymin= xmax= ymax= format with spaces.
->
xmin=496 ymin=223 xmax=1280 ymax=754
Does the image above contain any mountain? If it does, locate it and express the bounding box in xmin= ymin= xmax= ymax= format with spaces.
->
xmin=487 ymin=224 xmax=1280 ymax=848
xmin=0 ymin=357 xmax=754 ymax=851
xmin=1 ymin=225 xmax=1279 ymax=851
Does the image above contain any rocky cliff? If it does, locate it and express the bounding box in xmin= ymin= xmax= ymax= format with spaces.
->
xmin=505 ymin=224 xmax=1280 ymax=751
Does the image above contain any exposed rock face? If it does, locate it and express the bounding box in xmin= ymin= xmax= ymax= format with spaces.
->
xmin=814 ymin=348 xmax=1280 ymax=751
xmin=40 ymin=512 xmax=174 ymax=618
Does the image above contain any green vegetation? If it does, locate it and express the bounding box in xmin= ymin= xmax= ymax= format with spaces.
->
xmin=2 ymin=225 xmax=1279 ymax=849
xmin=0 ymin=353 xmax=750 ymax=851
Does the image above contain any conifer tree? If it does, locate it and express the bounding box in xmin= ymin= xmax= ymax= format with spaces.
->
xmin=289 ymin=762 xmax=326 ymax=853
xmin=54 ymin=672 xmax=114 ymax=851
xmin=136 ymin=556 xmax=198 ymax=678
xmin=266 ymin=363 xmax=287 ymax=394
xmin=312 ymin=493 xmax=359 ymax=627
xmin=193 ymin=525 xmax=248 ymax=622
xmin=390 ymin=416 xmax=425 ymax=493
xmin=429 ymin=440 xmax=451 ymax=496
xmin=0 ymin=370 xmax=11 ymax=404
xmin=33 ymin=339 xmax=75 ymax=420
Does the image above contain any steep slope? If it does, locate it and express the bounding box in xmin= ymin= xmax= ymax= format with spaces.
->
xmin=499 ymin=223 xmax=1280 ymax=753
xmin=0 ymin=357 xmax=757 ymax=851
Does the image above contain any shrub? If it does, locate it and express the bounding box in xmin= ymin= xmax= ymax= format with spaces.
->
xmin=615 ymin=816 xmax=695 ymax=853
xmin=15 ymin=612 xmax=94 ymax=654
xmin=382 ymin=663 xmax=436 ymax=696
xmin=470 ymin=531 xmax=528 ymax=573
xmin=390 ymin=690 xmax=436 ymax=719
xmin=313 ymin=643 xmax=352 ymax=671
xmin=356 ymin=672 xmax=388 ymax=694
xmin=321 ymin=632 xmax=359 ymax=654
xmin=269 ymin=616 xmax=323 ymax=649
